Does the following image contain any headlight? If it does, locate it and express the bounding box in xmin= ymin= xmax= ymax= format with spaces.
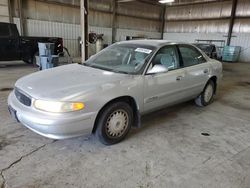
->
xmin=33 ymin=100 xmax=84 ymax=113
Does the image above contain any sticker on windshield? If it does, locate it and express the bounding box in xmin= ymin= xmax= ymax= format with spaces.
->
xmin=135 ymin=48 xmax=152 ymax=54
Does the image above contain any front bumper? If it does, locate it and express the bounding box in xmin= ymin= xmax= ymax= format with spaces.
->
xmin=8 ymin=91 xmax=97 ymax=139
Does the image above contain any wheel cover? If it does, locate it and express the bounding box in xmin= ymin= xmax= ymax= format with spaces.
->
xmin=204 ymin=84 xmax=213 ymax=103
xmin=105 ymin=109 xmax=129 ymax=138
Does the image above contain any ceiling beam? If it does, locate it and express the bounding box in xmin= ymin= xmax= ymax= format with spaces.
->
xmin=117 ymin=0 xmax=163 ymax=6
xmin=136 ymin=0 xmax=163 ymax=6
xmin=165 ymin=0 xmax=232 ymax=7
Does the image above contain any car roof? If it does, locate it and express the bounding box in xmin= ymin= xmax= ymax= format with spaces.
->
xmin=193 ymin=43 xmax=216 ymax=46
xmin=116 ymin=40 xmax=179 ymax=47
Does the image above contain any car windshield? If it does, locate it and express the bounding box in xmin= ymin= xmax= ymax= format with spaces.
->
xmin=84 ymin=43 xmax=156 ymax=74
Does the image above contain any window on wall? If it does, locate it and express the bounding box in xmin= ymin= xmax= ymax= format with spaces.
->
xmin=179 ymin=45 xmax=206 ymax=67
xmin=151 ymin=45 xmax=179 ymax=71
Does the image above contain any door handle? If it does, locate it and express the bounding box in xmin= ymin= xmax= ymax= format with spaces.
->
xmin=176 ymin=76 xmax=183 ymax=81
xmin=203 ymin=69 xmax=209 ymax=74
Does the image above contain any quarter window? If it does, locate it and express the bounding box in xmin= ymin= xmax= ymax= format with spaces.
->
xmin=179 ymin=45 xmax=206 ymax=67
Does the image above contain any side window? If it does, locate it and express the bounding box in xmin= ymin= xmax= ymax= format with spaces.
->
xmin=0 ymin=24 xmax=10 ymax=37
xmin=179 ymin=45 xmax=206 ymax=67
xmin=151 ymin=46 xmax=179 ymax=71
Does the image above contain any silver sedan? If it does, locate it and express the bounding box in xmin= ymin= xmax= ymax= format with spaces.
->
xmin=8 ymin=40 xmax=222 ymax=145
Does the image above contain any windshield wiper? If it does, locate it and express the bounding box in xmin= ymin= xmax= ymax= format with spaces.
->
xmin=81 ymin=63 xmax=93 ymax=67
xmin=81 ymin=63 xmax=132 ymax=74
xmin=111 ymin=69 xmax=130 ymax=74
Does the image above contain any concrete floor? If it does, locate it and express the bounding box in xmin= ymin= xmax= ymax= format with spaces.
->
xmin=0 ymin=61 xmax=250 ymax=188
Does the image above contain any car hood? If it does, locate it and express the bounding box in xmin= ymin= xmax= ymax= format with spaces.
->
xmin=15 ymin=64 xmax=130 ymax=101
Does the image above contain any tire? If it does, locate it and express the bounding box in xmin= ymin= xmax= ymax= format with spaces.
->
xmin=95 ymin=102 xmax=133 ymax=145
xmin=195 ymin=80 xmax=215 ymax=107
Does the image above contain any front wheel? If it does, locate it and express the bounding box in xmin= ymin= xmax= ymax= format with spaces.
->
xmin=95 ymin=102 xmax=133 ymax=145
xmin=195 ymin=80 xmax=215 ymax=107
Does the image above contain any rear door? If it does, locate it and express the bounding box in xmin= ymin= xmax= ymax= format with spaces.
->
xmin=177 ymin=44 xmax=210 ymax=98
xmin=143 ymin=45 xmax=186 ymax=113
xmin=0 ymin=23 xmax=20 ymax=61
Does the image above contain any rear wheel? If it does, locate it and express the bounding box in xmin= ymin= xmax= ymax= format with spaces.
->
xmin=195 ymin=80 xmax=215 ymax=107
xmin=95 ymin=102 xmax=133 ymax=145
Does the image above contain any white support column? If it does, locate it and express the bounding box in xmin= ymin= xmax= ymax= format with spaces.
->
xmin=17 ymin=0 xmax=24 ymax=35
xmin=80 ymin=0 xmax=85 ymax=62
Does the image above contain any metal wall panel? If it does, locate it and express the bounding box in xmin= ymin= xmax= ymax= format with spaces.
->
xmin=163 ymin=32 xmax=227 ymax=43
xmin=165 ymin=20 xmax=230 ymax=33
xmin=22 ymin=0 xmax=80 ymax=24
xmin=117 ymin=15 xmax=161 ymax=32
xmin=165 ymin=1 xmax=231 ymax=20
xmin=117 ymin=1 xmax=161 ymax=20
xmin=116 ymin=28 xmax=161 ymax=41
xmin=164 ymin=0 xmax=250 ymax=34
xmin=236 ymin=0 xmax=250 ymax=17
xmin=44 ymin=0 xmax=80 ymax=6
xmin=0 ymin=0 xmax=9 ymax=23
xmin=89 ymin=0 xmax=112 ymax=12
xmin=233 ymin=18 xmax=250 ymax=33
xmin=89 ymin=10 xmax=112 ymax=27
xmin=231 ymin=33 xmax=250 ymax=62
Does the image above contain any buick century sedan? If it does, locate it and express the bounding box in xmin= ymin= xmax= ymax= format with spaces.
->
xmin=8 ymin=40 xmax=222 ymax=145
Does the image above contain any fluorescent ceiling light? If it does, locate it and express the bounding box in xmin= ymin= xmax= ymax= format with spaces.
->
xmin=159 ymin=0 xmax=175 ymax=3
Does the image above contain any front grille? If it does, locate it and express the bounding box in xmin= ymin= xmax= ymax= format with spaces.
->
xmin=15 ymin=88 xmax=32 ymax=106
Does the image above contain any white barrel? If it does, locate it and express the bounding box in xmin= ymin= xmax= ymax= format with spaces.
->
xmin=96 ymin=38 xmax=103 ymax=53
xmin=38 ymin=43 xmax=55 ymax=56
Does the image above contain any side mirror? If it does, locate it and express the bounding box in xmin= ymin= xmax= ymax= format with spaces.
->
xmin=147 ymin=64 xmax=168 ymax=74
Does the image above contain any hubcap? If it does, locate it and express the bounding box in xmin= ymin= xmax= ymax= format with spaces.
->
xmin=204 ymin=84 xmax=213 ymax=103
xmin=105 ymin=109 xmax=129 ymax=138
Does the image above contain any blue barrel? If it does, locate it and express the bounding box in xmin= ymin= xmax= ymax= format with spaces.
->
xmin=38 ymin=42 xmax=58 ymax=70
xmin=40 ymin=55 xmax=59 ymax=70
xmin=222 ymin=46 xmax=241 ymax=62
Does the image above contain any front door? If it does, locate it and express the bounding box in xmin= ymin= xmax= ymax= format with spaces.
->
xmin=143 ymin=45 xmax=186 ymax=113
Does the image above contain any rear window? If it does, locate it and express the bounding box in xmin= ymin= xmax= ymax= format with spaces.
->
xmin=0 ymin=24 xmax=10 ymax=37
xmin=179 ymin=45 xmax=206 ymax=67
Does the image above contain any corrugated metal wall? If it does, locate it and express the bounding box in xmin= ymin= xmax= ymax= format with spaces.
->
xmin=11 ymin=0 xmax=162 ymax=57
xmin=164 ymin=1 xmax=231 ymax=33
xmin=0 ymin=0 xmax=10 ymax=22
xmin=163 ymin=0 xmax=250 ymax=62
xmin=9 ymin=0 xmax=250 ymax=61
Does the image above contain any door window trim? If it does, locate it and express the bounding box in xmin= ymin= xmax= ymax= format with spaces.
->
xmin=144 ymin=44 xmax=181 ymax=75
xmin=177 ymin=44 xmax=207 ymax=68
